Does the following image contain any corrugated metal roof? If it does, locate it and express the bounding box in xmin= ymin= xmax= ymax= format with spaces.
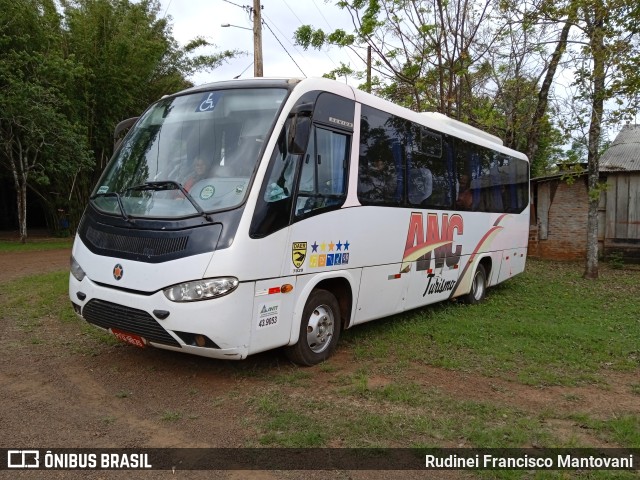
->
xmin=600 ymin=125 xmax=640 ymax=172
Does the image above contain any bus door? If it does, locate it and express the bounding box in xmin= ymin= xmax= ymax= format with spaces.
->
xmin=284 ymin=123 xmax=352 ymax=275
xmin=250 ymin=91 xmax=356 ymax=346
xmin=280 ymin=91 xmax=355 ymax=275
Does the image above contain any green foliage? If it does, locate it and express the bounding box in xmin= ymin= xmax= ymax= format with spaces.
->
xmin=0 ymin=0 xmax=93 ymax=240
xmin=607 ymin=251 xmax=625 ymax=269
xmin=58 ymin=0 xmax=239 ymax=229
xmin=0 ymin=0 xmax=238 ymax=237
xmin=294 ymin=0 xmax=572 ymax=165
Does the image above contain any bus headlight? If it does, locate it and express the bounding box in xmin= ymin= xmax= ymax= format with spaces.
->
xmin=70 ymin=256 xmax=86 ymax=282
xmin=163 ymin=277 xmax=239 ymax=302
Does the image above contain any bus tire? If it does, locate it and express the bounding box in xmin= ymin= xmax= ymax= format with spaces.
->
xmin=462 ymin=264 xmax=487 ymax=304
xmin=285 ymin=289 xmax=341 ymax=366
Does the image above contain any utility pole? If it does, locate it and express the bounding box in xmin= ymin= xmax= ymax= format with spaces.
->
xmin=252 ymin=0 xmax=263 ymax=77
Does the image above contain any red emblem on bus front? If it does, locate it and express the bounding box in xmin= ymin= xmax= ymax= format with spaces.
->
xmin=113 ymin=264 xmax=124 ymax=280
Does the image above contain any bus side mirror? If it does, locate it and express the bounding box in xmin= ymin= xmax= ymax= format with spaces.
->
xmin=113 ymin=116 xmax=139 ymax=150
xmin=287 ymin=103 xmax=313 ymax=155
xmin=288 ymin=116 xmax=311 ymax=155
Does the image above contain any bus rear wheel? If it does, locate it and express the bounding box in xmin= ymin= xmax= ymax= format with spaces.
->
xmin=462 ymin=264 xmax=487 ymax=304
xmin=285 ymin=289 xmax=341 ymax=366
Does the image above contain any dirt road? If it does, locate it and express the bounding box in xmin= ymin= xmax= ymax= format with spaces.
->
xmin=0 ymin=248 xmax=71 ymax=284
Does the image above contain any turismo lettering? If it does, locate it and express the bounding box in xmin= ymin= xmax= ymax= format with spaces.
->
xmin=423 ymin=275 xmax=456 ymax=297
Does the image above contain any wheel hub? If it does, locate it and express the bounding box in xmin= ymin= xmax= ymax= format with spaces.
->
xmin=306 ymin=305 xmax=334 ymax=354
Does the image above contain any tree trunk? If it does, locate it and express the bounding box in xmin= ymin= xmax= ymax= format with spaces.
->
xmin=525 ymin=15 xmax=574 ymax=168
xmin=583 ymin=5 xmax=606 ymax=280
xmin=19 ymin=181 xmax=28 ymax=243
xmin=7 ymin=142 xmax=29 ymax=243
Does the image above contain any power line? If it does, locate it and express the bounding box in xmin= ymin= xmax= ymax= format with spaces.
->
xmin=311 ymin=0 xmax=333 ymax=31
xmin=309 ymin=0 xmax=360 ymax=70
xmin=284 ymin=0 xmax=359 ymax=74
xmin=281 ymin=0 xmax=304 ymax=25
xmin=162 ymin=0 xmax=172 ymax=18
xmin=279 ymin=0 xmax=340 ymax=70
xmin=262 ymin=12 xmax=307 ymax=59
xmin=222 ymin=0 xmax=249 ymax=11
xmin=262 ymin=20 xmax=306 ymax=77
xmin=233 ymin=62 xmax=254 ymax=79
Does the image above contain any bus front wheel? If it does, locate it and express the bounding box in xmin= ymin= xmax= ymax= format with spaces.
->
xmin=462 ymin=264 xmax=487 ymax=304
xmin=285 ymin=289 xmax=341 ymax=366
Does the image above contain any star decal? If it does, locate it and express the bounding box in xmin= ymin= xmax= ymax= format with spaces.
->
xmin=311 ymin=241 xmax=319 ymax=253
xmin=336 ymin=241 xmax=343 ymax=251
xmin=343 ymin=241 xmax=350 ymax=251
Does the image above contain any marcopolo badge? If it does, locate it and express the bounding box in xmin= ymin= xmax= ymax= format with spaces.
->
xmin=113 ymin=263 xmax=124 ymax=280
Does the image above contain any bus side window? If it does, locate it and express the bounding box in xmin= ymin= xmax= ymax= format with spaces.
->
xmin=250 ymin=122 xmax=299 ymax=238
xmin=295 ymin=126 xmax=349 ymax=217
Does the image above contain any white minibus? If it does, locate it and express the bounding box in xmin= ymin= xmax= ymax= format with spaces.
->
xmin=69 ymin=77 xmax=529 ymax=365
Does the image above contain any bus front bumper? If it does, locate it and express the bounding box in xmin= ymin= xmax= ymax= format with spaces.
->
xmin=69 ymin=274 xmax=254 ymax=360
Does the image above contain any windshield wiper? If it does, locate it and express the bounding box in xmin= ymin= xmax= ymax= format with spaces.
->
xmin=125 ymin=181 xmax=212 ymax=222
xmin=90 ymin=191 xmax=133 ymax=224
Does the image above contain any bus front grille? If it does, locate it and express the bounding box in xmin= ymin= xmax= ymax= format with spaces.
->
xmin=85 ymin=226 xmax=189 ymax=257
xmin=82 ymin=299 xmax=181 ymax=347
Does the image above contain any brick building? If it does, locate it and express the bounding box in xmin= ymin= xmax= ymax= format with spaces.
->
xmin=529 ymin=125 xmax=640 ymax=262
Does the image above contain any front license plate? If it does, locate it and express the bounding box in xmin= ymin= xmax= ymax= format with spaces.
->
xmin=111 ymin=328 xmax=146 ymax=348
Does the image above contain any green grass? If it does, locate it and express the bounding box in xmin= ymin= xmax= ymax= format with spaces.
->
xmin=3 ymin=271 xmax=75 ymax=321
xmin=245 ymin=259 xmax=639 ymax=454
xmin=568 ymin=413 xmax=640 ymax=448
xmin=2 ymin=271 xmax=118 ymax=348
xmin=343 ymin=260 xmax=640 ymax=386
xmin=0 ymin=238 xmax=72 ymax=253
xmin=252 ymin=377 xmax=553 ymax=449
xmin=2 ymin=259 xmax=639 ymax=476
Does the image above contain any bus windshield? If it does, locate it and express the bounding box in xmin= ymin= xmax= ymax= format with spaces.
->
xmin=91 ymin=88 xmax=287 ymax=218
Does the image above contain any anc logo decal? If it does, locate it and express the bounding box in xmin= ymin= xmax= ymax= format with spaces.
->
xmin=292 ymin=242 xmax=307 ymax=268
xmin=113 ymin=263 xmax=124 ymax=280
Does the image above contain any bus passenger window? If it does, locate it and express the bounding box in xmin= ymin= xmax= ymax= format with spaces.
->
xmin=408 ymin=167 xmax=433 ymax=205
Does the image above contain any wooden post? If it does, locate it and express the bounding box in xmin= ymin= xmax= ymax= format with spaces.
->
xmin=253 ymin=0 xmax=263 ymax=77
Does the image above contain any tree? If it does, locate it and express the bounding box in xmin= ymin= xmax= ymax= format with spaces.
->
xmin=295 ymin=0 xmax=500 ymax=114
xmin=0 ymin=0 xmax=92 ymax=242
xmin=567 ymin=0 xmax=640 ymax=278
xmin=0 ymin=0 xmax=241 ymax=238
xmin=60 ymin=0 xmax=240 ymax=227
xmin=295 ymin=0 xmax=569 ymax=173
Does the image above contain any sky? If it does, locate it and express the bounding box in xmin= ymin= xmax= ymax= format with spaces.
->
xmin=156 ymin=0 xmax=635 ymax=142
xmin=158 ymin=0 xmax=362 ymax=86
